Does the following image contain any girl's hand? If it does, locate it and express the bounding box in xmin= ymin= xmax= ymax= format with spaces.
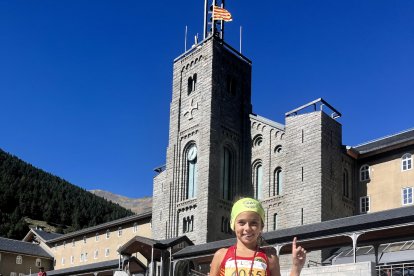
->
xmin=291 ymin=237 xmax=306 ymax=274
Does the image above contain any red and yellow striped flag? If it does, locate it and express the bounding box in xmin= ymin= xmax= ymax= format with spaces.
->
xmin=212 ymin=6 xmax=232 ymax=22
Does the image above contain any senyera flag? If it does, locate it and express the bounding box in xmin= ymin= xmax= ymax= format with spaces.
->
xmin=212 ymin=6 xmax=232 ymax=22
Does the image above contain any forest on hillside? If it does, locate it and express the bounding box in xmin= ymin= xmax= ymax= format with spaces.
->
xmin=0 ymin=148 xmax=134 ymax=239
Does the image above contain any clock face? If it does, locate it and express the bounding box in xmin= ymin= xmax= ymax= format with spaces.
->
xmin=187 ymin=145 xmax=197 ymax=161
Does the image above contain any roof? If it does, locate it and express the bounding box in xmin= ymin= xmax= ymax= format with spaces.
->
xmin=119 ymin=235 xmax=193 ymax=261
xmin=32 ymin=229 xmax=63 ymax=241
xmin=0 ymin=236 xmax=53 ymax=258
xmin=47 ymin=211 xmax=152 ymax=244
xmin=173 ymin=205 xmax=414 ymax=259
xmin=30 ymin=257 xmax=146 ymax=276
xmin=250 ymin=114 xmax=285 ymax=130
xmin=353 ymin=128 xmax=414 ymax=156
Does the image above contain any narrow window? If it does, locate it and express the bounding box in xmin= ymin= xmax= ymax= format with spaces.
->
xmin=402 ymin=153 xmax=412 ymax=171
xmin=133 ymin=223 xmax=138 ymax=233
xmin=192 ymin=73 xmax=197 ymax=91
xmin=301 ymin=208 xmax=304 ymax=225
xmin=253 ymin=163 xmax=263 ymax=200
xmin=301 ymin=167 xmax=304 ymax=182
xmin=183 ymin=217 xmax=187 ymax=233
xmin=106 ymin=230 xmax=110 ymax=239
xmin=72 ymin=239 xmax=75 ymax=247
xmin=187 ymin=76 xmax=193 ymax=95
xmin=273 ymin=213 xmax=278 ymax=230
xmin=273 ymin=168 xmax=283 ymax=196
xmin=70 ymin=256 xmax=74 ymax=264
xmin=227 ymin=76 xmax=236 ymax=96
xmin=301 ymin=129 xmax=304 ymax=143
xmin=16 ymin=256 xmax=22 ymax=264
xmin=83 ymin=236 xmax=86 ymax=243
xmin=95 ymin=233 xmax=99 ymax=242
xmin=186 ymin=144 xmax=198 ymax=199
xmin=343 ymin=169 xmax=349 ymax=198
xmin=360 ymin=196 xmax=370 ymax=213
xmin=402 ymin=187 xmax=413 ymax=205
xmin=61 ymin=257 xmax=65 ymax=265
xmin=94 ymin=250 xmax=99 ymax=259
xmin=360 ymin=165 xmax=370 ymax=181
xmin=118 ymin=227 xmax=122 ymax=237
xmin=221 ymin=147 xmax=233 ymax=200
xmin=105 ymin=248 xmax=110 ymax=257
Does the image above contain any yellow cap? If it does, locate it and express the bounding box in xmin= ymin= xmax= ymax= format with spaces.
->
xmin=230 ymin=197 xmax=265 ymax=231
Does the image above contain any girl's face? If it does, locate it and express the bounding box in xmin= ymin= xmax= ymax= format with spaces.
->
xmin=234 ymin=211 xmax=263 ymax=247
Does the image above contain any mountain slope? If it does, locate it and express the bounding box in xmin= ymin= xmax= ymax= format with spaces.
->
xmin=90 ymin=190 xmax=152 ymax=214
xmin=0 ymin=148 xmax=134 ymax=239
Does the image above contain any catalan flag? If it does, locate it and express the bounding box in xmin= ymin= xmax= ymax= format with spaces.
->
xmin=212 ymin=6 xmax=232 ymax=22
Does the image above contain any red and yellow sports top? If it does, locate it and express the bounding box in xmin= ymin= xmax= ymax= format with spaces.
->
xmin=219 ymin=245 xmax=270 ymax=276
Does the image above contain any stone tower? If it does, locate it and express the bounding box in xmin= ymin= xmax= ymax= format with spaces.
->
xmin=152 ymin=32 xmax=253 ymax=244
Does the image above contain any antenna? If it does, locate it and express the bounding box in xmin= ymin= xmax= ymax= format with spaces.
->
xmin=185 ymin=26 xmax=188 ymax=51
xmin=239 ymin=26 xmax=242 ymax=53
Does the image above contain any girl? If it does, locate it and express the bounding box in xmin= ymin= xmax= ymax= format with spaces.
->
xmin=209 ymin=197 xmax=306 ymax=276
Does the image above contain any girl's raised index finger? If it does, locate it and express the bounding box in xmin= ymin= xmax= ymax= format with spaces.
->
xmin=292 ymin=237 xmax=297 ymax=249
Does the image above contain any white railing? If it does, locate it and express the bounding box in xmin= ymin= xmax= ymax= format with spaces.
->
xmin=376 ymin=262 xmax=414 ymax=276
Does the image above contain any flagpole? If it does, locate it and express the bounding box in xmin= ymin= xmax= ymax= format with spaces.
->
xmin=221 ymin=0 xmax=225 ymax=40
xmin=212 ymin=0 xmax=216 ymax=36
xmin=203 ymin=0 xmax=208 ymax=39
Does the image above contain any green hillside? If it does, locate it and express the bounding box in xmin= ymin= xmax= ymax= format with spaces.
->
xmin=0 ymin=148 xmax=134 ymax=239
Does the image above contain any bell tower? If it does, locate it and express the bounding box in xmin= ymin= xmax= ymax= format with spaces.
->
xmin=152 ymin=0 xmax=252 ymax=244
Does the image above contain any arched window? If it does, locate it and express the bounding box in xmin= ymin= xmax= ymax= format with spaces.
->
xmin=343 ymin=169 xmax=349 ymax=198
xmin=253 ymin=161 xmax=263 ymax=200
xmin=253 ymin=134 xmax=263 ymax=147
xmin=221 ymin=147 xmax=234 ymax=200
xmin=186 ymin=144 xmax=198 ymax=199
xmin=402 ymin=153 xmax=412 ymax=171
xmin=273 ymin=167 xmax=283 ymax=196
xmin=360 ymin=164 xmax=370 ymax=181
xmin=187 ymin=74 xmax=197 ymax=95
xmin=274 ymin=145 xmax=282 ymax=154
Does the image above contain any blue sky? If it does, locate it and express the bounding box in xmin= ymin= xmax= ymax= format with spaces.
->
xmin=1 ymin=1 xmax=413 ymax=199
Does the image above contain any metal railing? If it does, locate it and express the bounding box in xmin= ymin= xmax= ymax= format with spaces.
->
xmin=377 ymin=262 xmax=414 ymax=276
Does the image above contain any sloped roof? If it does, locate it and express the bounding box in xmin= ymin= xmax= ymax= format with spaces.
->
xmin=47 ymin=211 xmax=152 ymax=244
xmin=0 ymin=236 xmax=53 ymax=258
xmin=33 ymin=229 xmax=63 ymax=241
xmin=353 ymin=128 xmax=414 ymax=155
xmin=36 ymin=257 xmax=145 ymax=276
